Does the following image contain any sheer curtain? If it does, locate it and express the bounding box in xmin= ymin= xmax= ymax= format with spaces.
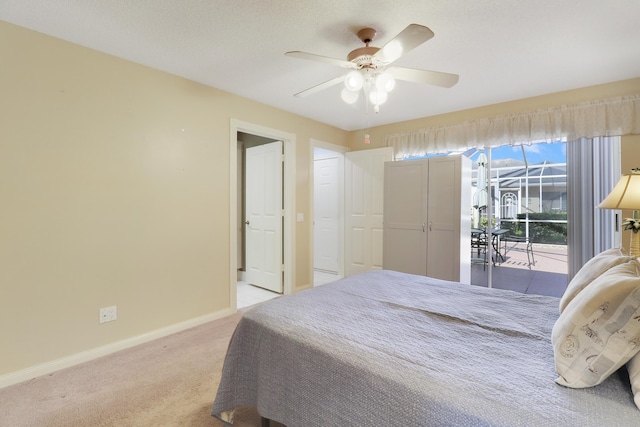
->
xmin=384 ymin=95 xmax=639 ymax=158
xmin=566 ymin=137 xmax=621 ymax=280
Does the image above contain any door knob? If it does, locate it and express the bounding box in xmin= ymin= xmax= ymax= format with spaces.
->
xmin=245 ymin=220 xmax=250 ymax=225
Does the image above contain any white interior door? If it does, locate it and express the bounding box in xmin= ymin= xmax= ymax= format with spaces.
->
xmin=314 ymin=156 xmax=340 ymax=273
xmin=345 ymin=147 xmax=394 ymax=276
xmin=245 ymin=141 xmax=283 ymax=293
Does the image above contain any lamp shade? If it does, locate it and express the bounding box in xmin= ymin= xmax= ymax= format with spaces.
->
xmin=598 ymin=171 xmax=640 ymax=210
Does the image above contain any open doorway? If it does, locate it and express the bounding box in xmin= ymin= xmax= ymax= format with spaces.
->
xmin=311 ymin=140 xmax=347 ymax=286
xmin=230 ymin=120 xmax=296 ymax=309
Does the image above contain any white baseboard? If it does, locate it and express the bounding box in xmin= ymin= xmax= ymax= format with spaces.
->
xmin=0 ymin=307 xmax=236 ymax=389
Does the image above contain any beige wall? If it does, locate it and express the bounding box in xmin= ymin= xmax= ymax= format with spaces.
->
xmin=621 ymin=135 xmax=640 ymax=253
xmin=0 ymin=21 xmax=349 ymax=378
xmin=622 ymin=135 xmax=640 ymax=175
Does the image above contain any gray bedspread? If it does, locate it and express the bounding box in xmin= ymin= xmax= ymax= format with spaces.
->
xmin=211 ymin=270 xmax=639 ymax=426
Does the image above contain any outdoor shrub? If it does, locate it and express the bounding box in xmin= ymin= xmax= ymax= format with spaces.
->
xmin=500 ymin=212 xmax=567 ymax=245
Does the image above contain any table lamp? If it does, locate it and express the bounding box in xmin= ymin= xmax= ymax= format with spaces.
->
xmin=598 ymin=168 xmax=640 ymax=257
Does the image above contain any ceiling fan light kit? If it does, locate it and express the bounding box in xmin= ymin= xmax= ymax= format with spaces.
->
xmin=285 ymin=23 xmax=458 ymax=114
xmin=342 ymin=68 xmax=396 ymax=108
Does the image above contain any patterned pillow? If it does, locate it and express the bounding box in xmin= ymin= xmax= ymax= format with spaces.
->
xmin=552 ymin=259 xmax=640 ymax=388
xmin=559 ymin=247 xmax=634 ymax=313
xmin=626 ymin=353 xmax=640 ymax=410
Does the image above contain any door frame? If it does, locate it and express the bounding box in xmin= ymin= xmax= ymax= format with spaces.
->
xmin=310 ymin=139 xmax=347 ymax=280
xmin=229 ymin=119 xmax=296 ymax=309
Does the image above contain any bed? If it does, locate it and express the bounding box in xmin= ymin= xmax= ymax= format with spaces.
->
xmin=211 ymin=269 xmax=640 ymax=426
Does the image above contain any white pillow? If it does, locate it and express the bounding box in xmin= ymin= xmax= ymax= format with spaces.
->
xmin=626 ymin=354 xmax=640 ymax=410
xmin=559 ymin=247 xmax=633 ymax=313
xmin=552 ymin=259 xmax=640 ymax=388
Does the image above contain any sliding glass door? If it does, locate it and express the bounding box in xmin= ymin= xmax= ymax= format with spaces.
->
xmin=469 ymin=142 xmax=569 ymax=297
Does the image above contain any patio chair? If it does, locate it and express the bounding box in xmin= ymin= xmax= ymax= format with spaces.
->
xmin=501 ymin=227 xmax=538 ymax=269
xmin=471 ymin=229 xmax=494 ymax=270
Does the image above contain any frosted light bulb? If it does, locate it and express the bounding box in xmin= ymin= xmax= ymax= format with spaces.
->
xmin=344 ymin=71 xmax=364 ymax=91
xmin=341 ymin=88 xmax=359 ymax=104
xmin=368 ymin=89 xmax=387 ymax=105
xmin=375 ymin=72 xmax=395 ymax=92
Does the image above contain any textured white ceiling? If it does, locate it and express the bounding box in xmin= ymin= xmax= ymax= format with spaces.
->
xmin=2 ymin=0 xmax=640 ymax=131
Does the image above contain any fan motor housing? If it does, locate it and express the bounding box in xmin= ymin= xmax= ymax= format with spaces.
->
xmin=347 ymin=47 xmax=380 ymax=66
xmin=348 ymin=27 xmax=380 ymax=67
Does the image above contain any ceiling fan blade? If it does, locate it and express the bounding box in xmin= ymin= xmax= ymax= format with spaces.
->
xmin=387 ymin=66 xmax=459 ymax=88
xmin=373 ymin=24 xmax=435 ymax=65
xmin=293 ymin=75 xmax=345 ymax=97
xmin=285 ymin=51 xmax=356 ymax=69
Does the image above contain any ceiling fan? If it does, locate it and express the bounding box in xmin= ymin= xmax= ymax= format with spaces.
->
xmin=285 ymin=24 xmax=459 ymax=111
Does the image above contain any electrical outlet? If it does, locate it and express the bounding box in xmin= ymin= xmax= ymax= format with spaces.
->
xmin=99 ymin=306 xmax=117 ymax=324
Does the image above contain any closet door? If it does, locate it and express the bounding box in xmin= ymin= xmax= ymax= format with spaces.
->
xmin=426 ymin=155 xmax=471 ymax=283
xmin=383 ymin=159 xmax=428 ymax=275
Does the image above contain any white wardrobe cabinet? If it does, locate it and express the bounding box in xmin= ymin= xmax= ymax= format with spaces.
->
xmin=383 ymin=155 xmax=471 ymax=284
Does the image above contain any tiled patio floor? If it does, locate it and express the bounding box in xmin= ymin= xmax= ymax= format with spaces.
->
xmin=471 ymin=242 xmax=568 ymax=298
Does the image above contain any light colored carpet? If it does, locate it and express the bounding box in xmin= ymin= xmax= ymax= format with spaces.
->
xmin=0 ymin=309 xmax=282 ymax=426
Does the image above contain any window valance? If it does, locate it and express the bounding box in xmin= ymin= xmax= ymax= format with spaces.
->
xmin=384 ymin=94 xmax=640 ymax=158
